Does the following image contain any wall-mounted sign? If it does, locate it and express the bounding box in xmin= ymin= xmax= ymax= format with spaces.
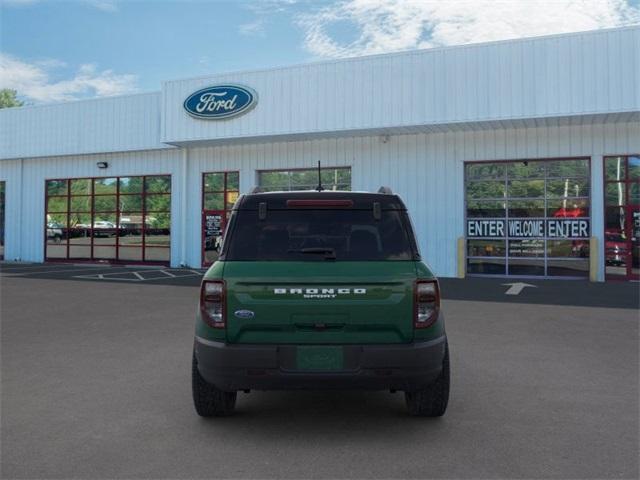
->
xmin=467 ymin=219 xmax=589 ymax=238
xmin=184 ymin=84 xmax=257 ymax=120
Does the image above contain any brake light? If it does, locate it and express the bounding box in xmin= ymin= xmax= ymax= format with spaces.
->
xmin=414 ymin=280 xmax=440 ymax=329
xmin=286 ymin=199 xmax=354 ymax=208
xmin=200 ymin=280 xmax=225 ymax=329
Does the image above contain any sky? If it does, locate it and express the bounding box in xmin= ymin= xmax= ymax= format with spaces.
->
xmin=1 ymin=0 xmax=639 ymax=104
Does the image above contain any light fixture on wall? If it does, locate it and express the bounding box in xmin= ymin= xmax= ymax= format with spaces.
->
xmin=96 ymin=162 xmax=109 ymax=169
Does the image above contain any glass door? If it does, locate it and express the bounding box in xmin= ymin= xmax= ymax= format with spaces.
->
xmin=202 ymin=172 xmax=239 ymax=267
xmin=604 ymin=155 xmax=639 ymax=280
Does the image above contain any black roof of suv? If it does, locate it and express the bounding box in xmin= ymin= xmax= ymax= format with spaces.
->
xmin=235 ymin=190 xmax=408 ymax=211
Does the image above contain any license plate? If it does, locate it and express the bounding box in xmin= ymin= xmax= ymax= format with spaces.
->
xmin=296 ymin=346 xmax=344 ymax=371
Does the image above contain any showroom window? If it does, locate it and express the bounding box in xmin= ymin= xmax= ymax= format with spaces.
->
xmin=45 ymin=175 xmax=171 ymax=263
xmin=465 ymin=158 xmax=591 ymax=277
xmin=603 ymin=155 xmax=639 ymax=280
xmin=0 ymin=181 xmax=4 ymax=260
xmin=258 ymin=167 xmax=351 ymax=191
xmin=202 ymin=171 xmax=239 ymax=266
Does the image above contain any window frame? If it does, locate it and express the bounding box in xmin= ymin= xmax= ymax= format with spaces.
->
xmin=44 ymin=174 xmax=171 ymax=264
xmin=256 ymin=166 xmax=352 ymax=192
xmin=464 ymin=157 xmax=592 ymax=278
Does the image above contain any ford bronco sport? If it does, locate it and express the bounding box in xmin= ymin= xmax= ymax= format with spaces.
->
xmin=192 ymin=188 xmax=449 ymax=417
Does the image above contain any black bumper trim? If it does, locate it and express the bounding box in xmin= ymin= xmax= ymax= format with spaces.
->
xmin=194 ymin=335 xmax=447 ymax=392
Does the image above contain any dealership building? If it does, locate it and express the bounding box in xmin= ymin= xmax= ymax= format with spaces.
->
xmin=0 ymin=26 xmax=638 ymax=281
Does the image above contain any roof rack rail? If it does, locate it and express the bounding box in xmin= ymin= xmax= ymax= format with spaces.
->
xmin=377 ymin=186 xmax=393 ymax=194
xmin=250 ymin=186 xmax=263 ymax=194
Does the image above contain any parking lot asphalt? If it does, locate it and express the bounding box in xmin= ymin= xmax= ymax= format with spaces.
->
xmin=1 ymin=261 xmax=638 ymax=309
xmin=1 ymin=271 xmax=638 ymax=479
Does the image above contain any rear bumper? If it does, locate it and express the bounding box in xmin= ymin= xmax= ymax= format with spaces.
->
xmin=194 ymin=334 xmax=447 ymax=392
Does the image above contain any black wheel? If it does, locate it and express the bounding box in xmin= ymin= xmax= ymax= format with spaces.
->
xmin=405 ymin=342 xmax=450 ymax=417
xmin=192 ymin=352 xmax=237 ymax=417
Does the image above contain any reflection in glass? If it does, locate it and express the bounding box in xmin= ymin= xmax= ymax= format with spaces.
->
xmin=546 ymin=159 xmax=589 ymax=178
xmin=70 ymin=179 xmax=92 ymax=194
xmin=506 ymin=161 xmax=545 ymax=178
xmin=507 ymin=200 xmax=545 ymax=217
xmin=118 ymin=247 xmax=143 ymax=261
xmin=547 ymin=198 xmax=589 ymax=218
xmin=69 ymin=213 xmax=91 ymax=229
xmin=630 ymin=183 xmax=639 ymax=205
xmin=93 ymin=246 xmax=116 ymax=260
xmin=465 ymin=181 xmax=505 ymax=199
xmin=145 ymin=194 xmax=171 ymax=212
xmin=466 ymin=200 xmax=506 ymax=218
xmin=547 ymin=260 xmax=589 ymax=277
xmin=47 ymin=180 xmax=67 ymax=196
xmin=508 ymin=259 xmax=545 ymax=276
xmin=258 ymin=168 xmax=351 ymax=192
xmin=508 ymin=239 xmax=544 ymax=257
xmin=45 ymin=175 xmax=172 ymax=264
xmin=119 ymin=194 xmax=143 ymax=211
xmin=46 ymin=244 xmax=67 ymax=258
xmin=93 ymin=195 xmax=117 ymax=212
xmin=547 ymin=240 xmax=589 ymax=258
xmin=605 ymin=157 xmax=625 ymax=181
xmin=70 ymin=196 xmax=91 ymax=212
xmin=47 ymin=197 xmax=68 ymax=213
xmin=92 ymin=229 xmax=117 ymax=243
xmin=46 ymin=213 xmax=68 ymax=229
xmin=144 ymin=229 xmax=170 ymax=247
xmin=466 ymin=163 xmax=505 ymax=180
xmin=118 ymin=230 xmax=143 ymax=247
xmin=605 ymin=183 xmax=626 ymax=206
xmin=145 ymin=176 xmax=171 ymax=193
xmin=204 ymin=173 xmax=224 ymax=192
xmin=119 ymin=177 xmax=143 ymax=194
xmin=145 ymin=247 xmax=170 ymax=262
xmin=628 ymin=156 xmax=639 ymax=180
xmin=467 ymin=240 xmax=506 ymax=257
xmin=467 ymin=258 xmax=505 ymax=275
xmin=204 ymin=193 xmax=224 ymax=210
xmin=507 ymin=180 xmax=545 ymax=198
xmin=69 ymin=245 xmax=91 ymax=259
xmin=465 ymin=158 xmax=592 ymax=277
xmin=93 ymin=178 xmax=117 ymax=194
xmin=227 ymin=172 xmax=240 ymax=190
xmin=546 ymin=178 xmax=589 ymax=198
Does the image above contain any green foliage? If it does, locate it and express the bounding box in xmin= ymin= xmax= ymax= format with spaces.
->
xmin=0 ymin=89 xmax=23 ymax=109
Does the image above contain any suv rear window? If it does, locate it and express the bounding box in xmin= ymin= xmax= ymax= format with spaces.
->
xmin=224 ymin=210 xmax=416 ymax=261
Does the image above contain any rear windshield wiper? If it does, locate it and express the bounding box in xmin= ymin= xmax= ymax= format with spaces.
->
xmin=287 ymin=247 xmax=337 ymax=260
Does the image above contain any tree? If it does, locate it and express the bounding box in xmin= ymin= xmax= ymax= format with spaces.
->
xmin=0 ymin=89 xmax=24 ymax=109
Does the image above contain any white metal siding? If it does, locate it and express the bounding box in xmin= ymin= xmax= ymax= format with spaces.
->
xmin=0 ymin=92 xmax=169 ymax=160
xmin=180 ymin=121 xmax=639 ymax=278
xmin=162 ymin=27 xmax=640 ymax=145
xmin=0 ymin=149 xmax=183 ymax=264
xmin=1 ymin=124 xmax=637 ymax=277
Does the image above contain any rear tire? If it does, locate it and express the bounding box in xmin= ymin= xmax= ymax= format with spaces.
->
xmin=405 ymin=342 xmax=450 ymax=417
xmin=192 ymin=352 xmax=237 ymax=417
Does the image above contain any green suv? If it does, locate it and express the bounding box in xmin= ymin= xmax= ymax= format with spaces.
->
xmin=192 ymin=189 xmax=449 ymax=417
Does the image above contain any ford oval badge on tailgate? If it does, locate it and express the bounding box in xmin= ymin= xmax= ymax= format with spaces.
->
xmin=234 ymin=310 xmax=255 ymax=319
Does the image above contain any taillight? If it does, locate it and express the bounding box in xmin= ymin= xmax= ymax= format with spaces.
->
xmin=414 ymin=280 xmax=440 ymax=329
xmin=200 ymin=280 xmax=225 ymax=329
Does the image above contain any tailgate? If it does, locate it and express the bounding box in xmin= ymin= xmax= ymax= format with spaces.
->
xmin=223 ymin=261 xmax=417 ymax=344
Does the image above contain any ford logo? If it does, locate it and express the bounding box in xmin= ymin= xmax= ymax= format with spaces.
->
xmin=183 ymin=84 xmax=257 ymax=120
xmin=234 ymin=310 xmax=255 ymax=319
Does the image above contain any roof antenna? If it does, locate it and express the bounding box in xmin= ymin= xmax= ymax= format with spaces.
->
xmin=316 ymin=160 xmax=324 ymax=192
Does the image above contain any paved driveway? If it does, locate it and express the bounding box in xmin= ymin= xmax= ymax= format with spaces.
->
xmin=1 ymin=275 xmax=638 ymax=479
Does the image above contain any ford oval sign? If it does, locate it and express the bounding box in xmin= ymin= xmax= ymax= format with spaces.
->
xmin=183 ymin=84 xmax=257 ymax=120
